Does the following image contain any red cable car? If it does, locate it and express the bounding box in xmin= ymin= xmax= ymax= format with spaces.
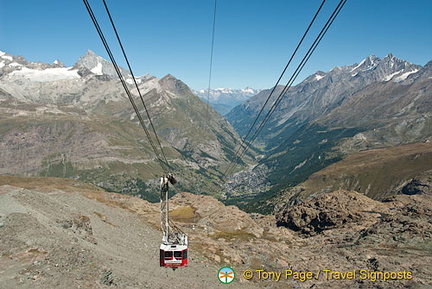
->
xmin=159 ymin=174 xmax=188 ymax=269
xmin=160 ymin=240 xmax=188 ymax=268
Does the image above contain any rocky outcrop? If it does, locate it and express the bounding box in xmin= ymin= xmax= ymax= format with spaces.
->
xmin=354 ymin=194 xmax=432 ymax=250
xmin=274 ymin=190 xmax=385 ymax=235
xmin=400 ymin=177 xmax=432 ymax=195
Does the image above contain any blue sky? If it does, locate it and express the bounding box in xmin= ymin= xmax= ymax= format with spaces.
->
xmin=1 ymin=0 xmax=431 ymax=89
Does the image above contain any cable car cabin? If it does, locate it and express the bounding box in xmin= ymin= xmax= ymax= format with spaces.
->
xmin=160 ymin=243 xmax=188 ymax=268
xmin=159 ymin=174 xmax=188 ymax=269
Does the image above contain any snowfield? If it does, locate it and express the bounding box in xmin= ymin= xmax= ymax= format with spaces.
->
xmin=90 ymin=62 xmax=103 ymax=75
xmin=8 ymin=67 xmax=81 ymax=82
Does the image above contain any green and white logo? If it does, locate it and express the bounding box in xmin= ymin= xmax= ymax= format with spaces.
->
xmin=218 ymin=266 xmax=235 ymax=284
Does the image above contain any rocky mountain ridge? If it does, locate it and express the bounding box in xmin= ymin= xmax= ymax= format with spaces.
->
xmin=0 ymin=50 xmax=253 ymax=199
xmin=227 ymin=53 xmax=424 ymax=139
xmin=225 ymin=54 xmax=432 ymax=209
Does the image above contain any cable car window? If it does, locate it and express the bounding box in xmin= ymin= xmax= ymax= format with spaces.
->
xmin=164 ymin=251 xmax=173 ymax=259
xmin=183 ymin=250 xmax=187 ymax=259
xmin=174 ymin=251 xmax=182 ymax=259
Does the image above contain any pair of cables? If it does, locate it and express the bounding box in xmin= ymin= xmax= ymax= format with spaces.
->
xmin=83 ymin=0 xmax=171 ymax=173
xmin=222 ymin=0 xmax=348 ymax=181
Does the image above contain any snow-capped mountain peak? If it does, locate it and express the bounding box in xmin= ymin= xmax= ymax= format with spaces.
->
xmin=194 ymin=87 xmax=261 ymax=102
xmin=0 ymin=51 xmax=13 ymax=61
xmin=73 ymin=50 xmax=120 ymax=78
xmin=73 ymin=50 xmax=151 ymax=84
xmin=349 ymin=55 xmax=379 ymax=73
xmin=339 ymin=54 xmax=421 ymax=82
xmin=193 ymin=87 xmax=261 ymax=115
xmin=52 ymin=59 xmax=65 ymax=68
xmin=0 ymin=52 xmax=80 ymax=82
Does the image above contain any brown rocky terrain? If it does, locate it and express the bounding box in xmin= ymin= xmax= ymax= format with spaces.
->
xmin=1 ymin=176 xmax=431 ymax=288
xmin=0 ymin=177 xmax=259 ymax=289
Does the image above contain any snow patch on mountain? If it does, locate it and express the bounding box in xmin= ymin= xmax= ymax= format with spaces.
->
xmin=131 ymin=77 xmax=161 ymax=96
xmin=383 ymin=70 xmax=404 ymax=81
xmin=350 ymin=58 xmax=366 ymax=72
xmin=8 ymin=67 xmax=81 ymax=82
xmin=394 ymin=69 xmax=419 ymax=82
xmin=90 ymin=62 xmax=103 ymax=75
xmin=1 ymin=54 xmax=13 ymax=61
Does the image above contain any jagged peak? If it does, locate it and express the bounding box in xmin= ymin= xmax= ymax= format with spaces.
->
xmin=52 ymin=59 xmax=65 ymax=68
xmin=361 ymin=55 xmax=380 ymax=67
xmin=348 ymin=54 xmax=402 ymax=74
xmin=381 ymin=53 xmax=407 ymax=64
xmin=160 ymin=73 xmax=179 ymax=86
xmin=366 ymin=54 xmax=379 ymax=61
xmin=81 ymin=49 xmax=100 ymax=60
xmin=384 ymin=52 xmax=395 ymax=59
xmin=75 ymin=50 xmax=105 ymax=64
xmin=160 ymin=73 xmax=182 ymax=85
xmin=304 ymin=70 xmax=326 ymax=82
xmin=74 ymin=50 xmax=122 ymax=78
xmin=85 ymin=49 xmax=97 ymax=56
xmin=161 ymin=73 xmax=176 ymax=80
xmin=159 ymin=74 xmax=193 ymax=97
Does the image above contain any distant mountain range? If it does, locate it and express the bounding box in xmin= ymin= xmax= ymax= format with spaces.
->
xmin=193 ymin=87 xmax=261 ymax=115
xmin=225 ymin=53 xmax=432 ymax=212
xmin=0 ymin=50 xmax=253 ymax=200
xmin=1 ymin=49 xmax=431 ymax=213
xmin=1 ymin=51 xmax=430 ymax=286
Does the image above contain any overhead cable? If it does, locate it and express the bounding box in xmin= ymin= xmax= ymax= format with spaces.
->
xmin=83 ymin=0 xmax=170 ymax=173
xmin=206 ymin=0 xmax=218 ymax=115
xmin=223 ymin=0 xmax=348 ymax=180
xmin=222 ymin=0 xmax=327 ymax=179
xmin=101 ymin=0 xmax=170 ymax=170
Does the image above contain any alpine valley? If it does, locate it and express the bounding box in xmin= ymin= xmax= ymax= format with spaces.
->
xmin=1 ymin=50 xmax=431 ymax=210
xmin=226 ymin=53 xmax=432 ymax=212
xmin=0 ymin=50 xmax=255 ymax=201
xmin=1 ymin=50 xmax=432 ymax=288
